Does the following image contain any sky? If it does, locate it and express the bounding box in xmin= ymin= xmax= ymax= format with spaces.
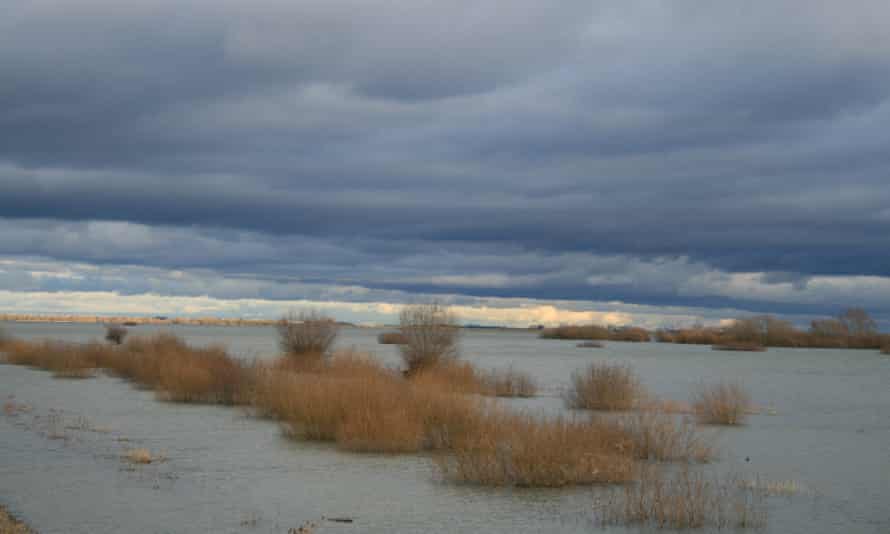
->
xmin=2 ymin=1 xmax=890 ymax=328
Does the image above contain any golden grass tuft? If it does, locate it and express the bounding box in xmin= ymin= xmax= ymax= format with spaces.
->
xmin=123 ymin=448 xmax=158 ymax=464
xmin=594 ymin=465 xmax=767 ymax=530
xmin=564 ymin=362 xmax=643 ymax=411
xmin=692 ymin=381 xmax=751 ymax=426
xmin=436 ymin=412 xmax=636 ymax=487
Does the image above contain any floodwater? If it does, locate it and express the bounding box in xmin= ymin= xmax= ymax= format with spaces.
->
xmin=1 ymin=322 xmax=888 ymax=533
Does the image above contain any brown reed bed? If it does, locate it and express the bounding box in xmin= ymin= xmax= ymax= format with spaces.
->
xmin=594 ymin=465 xmax=767 ymax=530
xmin=692 ymin=381 xmax=751 ymax=426
xmin=436 ymin=412 xmax=636 ymax=487
xmin=564 ymin=362 xmax=643 ymax=411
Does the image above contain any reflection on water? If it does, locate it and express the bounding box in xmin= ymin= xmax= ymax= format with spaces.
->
xmin=1 ymin=322 xmax=888 ymax=533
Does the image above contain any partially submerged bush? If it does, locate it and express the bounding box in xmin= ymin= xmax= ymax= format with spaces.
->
xmin=398 ymin=303 xmax=460 ymax=374
xmin=594 ymin=466 xmax=766 ymax=530
xmin=377 ymin=331 xmax=407 ymax=344
xmin=105 ymin=324 xmax=128 ymax=345
xmin=692 ymin=381 xmax=751 ymax=426
xmin=619 ymin=405 xmax=714 ymax=463
xmin=482 ymin=367 xmax=538 ymax=398
xmin=564 ymin=362 xmax=642 ymax=411
xmin=277 ymin=310 xmax=339 ymax=359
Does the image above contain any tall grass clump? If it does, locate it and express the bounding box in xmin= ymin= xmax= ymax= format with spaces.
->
xmin=398 ymin=303 xmax=460 ymax=375
xmin=105 ymin=324 xmax=128 ymax=345
xmin=277 ymin=310 xmax=339 ymax=361
xmin=692 ymin=381 xmax=751 ymax=426
xmin=594 ymin=465 xmax=766 ymax=530
xmin=436 ymin=412 xmax=635 ymax=487
xmin=564 ymin=362 xmax=642 ymax=411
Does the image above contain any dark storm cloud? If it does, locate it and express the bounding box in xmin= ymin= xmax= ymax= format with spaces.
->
xmin=2 ymin=0 xmax=890 ymax=320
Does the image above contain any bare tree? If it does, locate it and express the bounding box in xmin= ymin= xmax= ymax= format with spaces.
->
xmin=277 ymin=310 xmax=339 ymax=358
xmin=837 ymin=308 xmax=877 ymax=337
xmin=105 ymin=324 xmax=128 ymax=345
xmin=398 ymin=303 xmax=460 ymax=374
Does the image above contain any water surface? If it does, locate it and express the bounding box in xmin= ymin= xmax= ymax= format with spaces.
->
xmin=1 ymin=322 xmax=888 ymax=533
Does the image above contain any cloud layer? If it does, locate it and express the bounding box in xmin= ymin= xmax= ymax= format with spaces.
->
xmin=2 ymin=1 xmax=890 ymax=326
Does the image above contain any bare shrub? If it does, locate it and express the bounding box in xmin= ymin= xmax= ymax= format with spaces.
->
xmin=277 ymin=310 xmax=339 ymax=359
xmin=692 ymin=381 xmax=751 ymax=426
xmin=398 ymin=303 xmax=460 ymax=374
xmin=377 ymin=331 xmax=407 ymax=344
xmin=594 ymin=465 xmax=767 ymax=530
xmin=105 ymin=324 xmax=128 ymax=345
xmin=564 ymin=362 xmax=642 ymax=411
xmin=482 ymin=367 xmax=538 ymax=397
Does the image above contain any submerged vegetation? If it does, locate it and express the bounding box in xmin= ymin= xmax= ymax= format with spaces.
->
xmin=692 ymin=381 xmax=752 ymax=426
xmin=594 ymin=466 xmax=767 ymax=530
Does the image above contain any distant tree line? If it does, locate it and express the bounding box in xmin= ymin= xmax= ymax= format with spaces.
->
xmin=540 ymin=308 xmax=890 ymax=351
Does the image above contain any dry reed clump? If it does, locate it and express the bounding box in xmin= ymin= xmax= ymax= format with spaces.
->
xmin=618 ymin=406 xmax=715 ymax=463
xmin=594 ymin=465 xmax=767 ymax=530
xmin=436 ymin=412 xmax=636 ymax=487
xmin=692 ymin=381 xmax=751 ymax=426
xmin=409 ymin=360 xmax=489 ymax=395
xmin=564 ymin=362 xmax=643 ymax=411
xmin=277 ymin=310 xmax=339 ymax=360
xmin=251 ymin=351 xmax=484 ymax=453
xmin=114 ymin=334 xmax=251 ymax=405
xmin=377 ymin=331 xmax=407 ymax=344
xmin=482 ymin=367 xmax=538 ymax=397
xmin=398 ymin=303 xmax=460 ymax=374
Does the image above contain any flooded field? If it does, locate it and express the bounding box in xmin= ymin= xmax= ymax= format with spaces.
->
xmin=1 ymin=322 xmax=888 ymax=533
